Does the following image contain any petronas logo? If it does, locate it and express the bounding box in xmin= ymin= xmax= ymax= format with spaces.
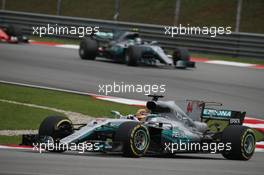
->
xmin=203 ymin=109 xmax=232 ymax=117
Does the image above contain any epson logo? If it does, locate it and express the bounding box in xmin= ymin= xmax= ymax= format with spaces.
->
xmin=229 ymin=118 xmax=241 ymax=125
xmin=203 ymin=109 xmax=232 ymax=117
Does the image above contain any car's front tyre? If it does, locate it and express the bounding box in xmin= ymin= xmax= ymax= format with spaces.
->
xmin=38 ymin=116 xmax=73 ymax=152
xmin=114 ymin=122 xmax=150 ymax=157
xmin=125 ymin=46 xmax=142 ymax=66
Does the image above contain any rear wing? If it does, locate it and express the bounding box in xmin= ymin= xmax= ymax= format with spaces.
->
xmin=202 ymin=108 xmax=246 ymax=125
xmin=185 ymin=100 xmax=246 ymax=125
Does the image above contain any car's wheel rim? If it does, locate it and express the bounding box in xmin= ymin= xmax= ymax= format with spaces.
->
xmin=133 ymin=129 xmax=148 ymax=151
xmin=243 ymin=133 xmax=254 ymax=154
xmin=58 ymin=122 xmax=72 ymax=133
xmin=43 ymin=136 xmax=54 ymax=144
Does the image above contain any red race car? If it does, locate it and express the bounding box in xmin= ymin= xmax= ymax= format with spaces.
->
xmin=0 ymin=24 xmax=28 ymax=43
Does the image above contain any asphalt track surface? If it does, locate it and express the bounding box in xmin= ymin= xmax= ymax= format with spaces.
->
xmin=0 ymin=43 xmax=264 ymax=175
xmin=0 ymin=43 xmax=263 ymax=118
xmin=0 ymin=149 xmax=263 ymax=175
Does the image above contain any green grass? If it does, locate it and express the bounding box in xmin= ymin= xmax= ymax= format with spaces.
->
xmin=254 ymin=129 xmax=264 ymax=142
xmin=0 ymin=83 xmax=139 ymax=118
xmin=0 ymin=136 xmax=21 ymax=144
xmin=0 ymin=83 xmax=139 ymax=144
xmin=0 ymin=101 xmax=64 ymax=130
xmin=5 ymin=0 xmax=264 ymax=33
xmin=29 ymin=36 xmax=80 ymax=45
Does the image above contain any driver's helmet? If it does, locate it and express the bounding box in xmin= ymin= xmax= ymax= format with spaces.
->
xmin=135 ymin=37 xmax=142 ymax=44
xmin=135 ymin=108 xmax=149 ymax=121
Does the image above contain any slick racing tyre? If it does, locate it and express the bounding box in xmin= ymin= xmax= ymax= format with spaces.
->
xmin=125 ymin=46 xmax=141 ymax=66
xmin=114 ymin=122 xmax=150 ymax=157
xmin=39 ymin=116 xmax=73 ymax=152
xmin=79 ymin=37 xmax=98 ymax=60
xmin=221 ymin=125 xmax=255 ymax=160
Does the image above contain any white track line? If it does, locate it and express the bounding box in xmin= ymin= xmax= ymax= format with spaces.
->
xmin=243 ymin=123 xmax=264 ymax=128
xmin=56 ymin=44 xmax=79 ymax=49
xmin=95 ymin=96 xmax=145 ymax=106
xmin=206 ymin=60 xmax=255 ymax=67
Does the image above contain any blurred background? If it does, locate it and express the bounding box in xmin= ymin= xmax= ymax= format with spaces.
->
xmin=1 ymin=0 xmax=263 ymax=33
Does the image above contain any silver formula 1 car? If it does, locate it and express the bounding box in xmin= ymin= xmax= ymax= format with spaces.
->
xmin=22 ymin=95 xmax=255 ymax=160
xmin=79 ymin=31 xmax=195 ymax=69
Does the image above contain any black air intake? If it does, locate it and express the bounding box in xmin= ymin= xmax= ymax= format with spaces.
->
xmin=146 ymin=101 xmax=170 ymax=113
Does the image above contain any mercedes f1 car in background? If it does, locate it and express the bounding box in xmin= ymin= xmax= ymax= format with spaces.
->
xmin=0 ymin=24 xmax=29 ymax=43
xmin=22 ymin=95 xmax=255 ymax=160
xmin=79 ymin=31 xmax=195 ymax=69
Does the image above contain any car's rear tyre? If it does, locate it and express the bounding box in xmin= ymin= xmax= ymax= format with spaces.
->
xmin=79 ymin=37 xmax=98 ymax=60
xmin=39 ymin=116 xmax=73 ymax=152
xmin=221 ymin=125 xmax=255 ymax=160
xmin=125 ymin=46 xmax=141 ymax=66
xmin=114 ymin=122 xmax=150 ymax=157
